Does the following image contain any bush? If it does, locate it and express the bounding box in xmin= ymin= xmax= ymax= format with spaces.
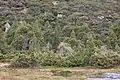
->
xmin=40 ymin=52 xmax=59 ymax=66
xmin=9 ymin=47 xmax=120 ymax=68
xmin=89 ymin=46 xmax=120 ymax=68
xmin=9 ymin=51 xmax=92 ymax=68
xmin=9 ymin=51 xmax=41 ymax=68
xmin=40 ymin=52 xmax=86 ymax=67
xmin=0 ymin=53 xmax=13 ymax=62
xmin=53 ymin=70 xmax=72 ymax=77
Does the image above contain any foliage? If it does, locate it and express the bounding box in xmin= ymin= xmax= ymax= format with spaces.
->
xmin=9 ymin=51 xmax=41 ymax=68
xmin=107 ymin=22 xmax=120 ymax=50
xmin=6 ymin=21 xmax=43 ymax=51
xmin=89 ymin=46 xmax=120 ymax=68
xmin=0 ymin=0 xmax=120 ymax=68
xmin=53 ymin=70 xmax=72 ymax=77
xmin=0 ymin=28 xmax=10 ymax=54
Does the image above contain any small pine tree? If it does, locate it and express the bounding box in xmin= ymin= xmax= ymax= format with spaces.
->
xmin=108 ymin=28 xmax=117 ymax=49
xmin=70 ymin=30 xmax=76 ymax=39
xmin=11 ymin=35 xmax=24 ymax=51
xmin=0 ymin=28 xmax=7 ymax=54
xmin=82 ymin=33 xmax=96 ymax=66
xmin=115 ymin=44 xmax=120 ymax=54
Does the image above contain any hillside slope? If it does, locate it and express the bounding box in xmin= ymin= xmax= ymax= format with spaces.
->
xmin=0 ymin=0 xmax=120 ymax=25
xmin=0 ymin=0 xmax=120 ymax=68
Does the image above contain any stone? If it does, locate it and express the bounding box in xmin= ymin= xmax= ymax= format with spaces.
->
xmin=57 ymin=14 xmax=63 ymax=18
xmin=86 ymin=73 xmax=120 ymax=80
xmin=4 ymin=22 xmax=11 ymax=33
xmin=20 ymin=8 xmax=28 ymax=14
xmin=52 ymin=1 xmax=59 ymax=6
xmin=57 ymin=42 xmax=74 ymax=54
xmin=98 ymin=16 xmax=104 ymax=20
xmin=104 ymin=73 xmax=120 ymax=79
xmin=86 ymin=78 xmax=120 ymax=80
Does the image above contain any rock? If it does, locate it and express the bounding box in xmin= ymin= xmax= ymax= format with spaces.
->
xmin=86 ymin=78 xmax=120 ymax=80
xmin=57 ymin=12 xmax=63 ymax=18
xmin=52 ymin=1 xmax=59 ymax=6
xmin=104 ymin=73 xmax=120 ymax=79
xmin=0 ymin=63 xmax=10 ymax=68
xmin=4 ymin=22 xmax=11 ymax=33
xmin=97 ymin=16 xmax=105 ymax=20
xmin=57 ymin=42 xmax=74 ymax=55
xmin=20 ymin=8 xmax=28 ymax=14
xmin=86 ymin=73 xmax=120 ymax=80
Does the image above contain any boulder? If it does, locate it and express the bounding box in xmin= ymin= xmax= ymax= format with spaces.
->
xmin=86 ymin=78 xmax=120 ymax=80
xmin=4 ymin=22 xmax=11 ymax=33
xmin=104 ymin=73 xmax=120 ymax=79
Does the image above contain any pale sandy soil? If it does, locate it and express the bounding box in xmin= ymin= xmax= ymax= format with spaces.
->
xmin=0 ymin=63 xmax=120 ymax=80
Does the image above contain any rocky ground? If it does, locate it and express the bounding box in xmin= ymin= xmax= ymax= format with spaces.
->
xmin=0 ymin=63 xmax=10 ymax=68
xmin=0 ymin=63 xmax=120 ymax=80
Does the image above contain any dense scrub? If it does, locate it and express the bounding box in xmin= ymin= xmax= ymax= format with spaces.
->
xmin=0 ymin=0 xmax=120 ymax=68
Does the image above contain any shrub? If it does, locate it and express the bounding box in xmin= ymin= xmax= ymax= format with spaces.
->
xmin=9 ymin=51 xmax=41 ymax=68
xmin=9 ymin=46 xmax=120 ymax=68
xmin=53 ymin=70 xmax=72 ymax=77
xmin=89 ymin=46 xmax=120 ymax=68
xmin=40 ymin=52 xmax=58 ymax=66
xmin=40 ymin=52 xmax=88 ymax=67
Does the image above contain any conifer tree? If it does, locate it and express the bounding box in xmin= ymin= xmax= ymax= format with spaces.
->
xmin=30 ymin=20 xmax=44 ymax=51
xmin=115 ymin=44 xmax=120 ymax=54
xmin=70 ymin=30 xmax=76 ymax=39
xmin=0 ymin=28 xmax=7 ymax=54
xmin=6 ymin=21 xmax=19 ymax=45
xmin=82 ymin=33 xmax=96 ymax=66
xmin=108 ymin=28 xmax=117 ymax=49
